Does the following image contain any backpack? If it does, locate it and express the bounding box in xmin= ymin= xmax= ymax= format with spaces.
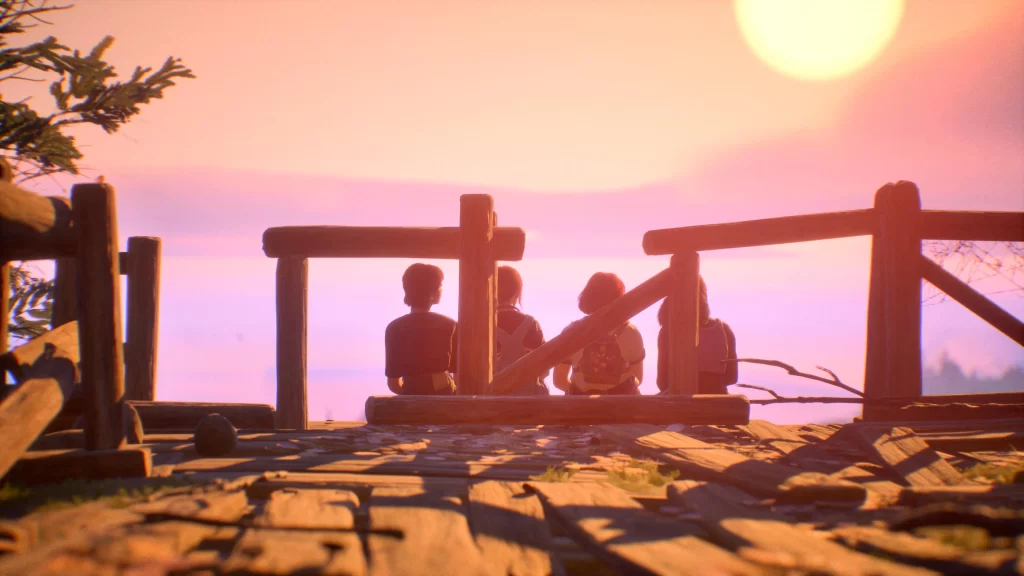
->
xmin=495 ymin=315 xmax=535 ymax=372
xmin=578 ymin=325 xmax=628 ymax=386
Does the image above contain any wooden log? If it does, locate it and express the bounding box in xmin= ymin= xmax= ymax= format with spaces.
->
xmin=642 ymin=208 xmax=875 ymax=254
xmin=668 ymin=251 xmax=700 ymax=394
xmin=863 ymin=181 xmax=923 ymax=418
xmin=849 ymin=425 xmax=965 ymax=487
xmin=262 ymin=225 xmax=526 ymax=261
xmin=4 ymin=447 xmax=151 ymax=485
xmin=72 ymin=182 xmax=126 ymax=450
xmin=3 ymin=320 xmax=79 ymax=384
xmin=456 ymin=194 xmax=494 ymax=395
xmin=919 ymin=254 xmax=1024 ymax=347
xmin=865 ymin=398 xmax=1024 ymax=422
xmin=467 ymin=481 xmax=565 ymax=576
xmin=920 ymin=210 xmax=1024 ymax=242
xmin=365 ymin=395 xmax=751 ymax=425
xmin=490 ymin=267 xmax=672 ymax=394
xmin=51 ymin=258 xmax=78 ymax=328
xmin=275 ymin=256 xmax=308 ymax=430
xmin=0 ymin=263 xmax=8 ymax=358
xmin=127 ymin=401 xmax=276 ymax=430
xmin=124 ymin=236 xmax=161 ymax=401
xmin=0 ymin=179 xmax=75 ymax=261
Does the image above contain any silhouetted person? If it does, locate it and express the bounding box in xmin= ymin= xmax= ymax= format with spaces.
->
xmin=656 ymin=276 xmax=737 ymax=394
xmin=385 ymin=263 xmax=458 ymax=395
xmin=492 ymin=265 xmax=550 ymax=396
xmin=553 ymin=272 xmax=645 ymax=395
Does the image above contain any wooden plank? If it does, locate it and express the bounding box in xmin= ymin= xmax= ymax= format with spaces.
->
xmin=467 ymin=481 xmax=565 ymax=576
xmin=920 ymin=210 xmax=1024 ymax=242
xmin=863 ymin=181 xmax=923 ymax=416
xmin=457 ymin=194 xmax=494 ymax=395
xmin=3 ymin=320 xmax=79 ymax=384
xmin=124 ymin=236 xmax=161 ymax=401
xmin=365 ymin=395 xmax=751 ymax=425
xmin=223 ymin=528 xmax=367 ymax=576
xmin=132 ymin=489 xmax=249 ymax=523
xmin=642 ymin=208 xmax=875 ymax=254
xmin=851 ymin=425 xmax=964 ymax=487
xmin=667 ymin=251 xmax=700 ymax=395
xmin=276 ymin=255 xmax=308 ymax=430
xmin=4 ymin=447 xmax=151 ymax=485
xmin=529 ymin=481 xmax=762 ymax=576
xmin=247 ymin=471 xmax=470 ymax=501
xmin=127 ymin=401 xmax=276 ymax=429
xmin=832 ymin=525 xmax=1015 ymax=575
xmin=897 ymin=485 xmax=1024 ymax=507
xmin=920 ymin=430 xmax=1024 ymax=453
xmin=0 ymin=179 xmax=75 ymax=261
xmin=72 ymin=182 xmax=127 ymax=450
xmin=366 ymin=486 xmax=490 ymax=576
xmin=254 ymin=488 xmax=360 ymax=530
xmin=919 ymin=254 xmax=1024 ymax=347
xmin=51 ymin=258 xmax=78 ymax=328
xmin=866 ymin=400 xmax=1024 ymax=422
xmin=667 ymin=480 xmax=935 ymax=576
xmin=262 ymin=225 xmax=526 ymax=261
xmin=738 ymin=420 xmax=809 ymax=455
xmin=594 ymin=424 xmax=867 ymax=503
xmin=0 ymin=263 xmax=8 ymax=357
xmin=490 ymin=267 xmax=672 ymax=394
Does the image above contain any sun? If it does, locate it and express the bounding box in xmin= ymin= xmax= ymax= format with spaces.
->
xmin=734 ymin=0 xmax=905 ymax=82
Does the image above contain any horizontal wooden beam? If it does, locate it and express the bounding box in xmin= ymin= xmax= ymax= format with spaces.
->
xmin=4 ymin=447 xmax=151 ymax=485
xmin=262 ymin=226 xmax=527 ymax=260
xmin=642 ymin=209 xmax=875 ymax=254
xmin=864 ymin=392 xmax=1024 ymax=422
xmin=126 ymin=401 xmax=276 ymax=430
xmin=919 ymin=254 xmax=1024 ymax=347
xmin=0 ymin=179 xmax=75 ymax=262
xmin=365 ymin=395 xmax=750 ymax=425
xmin=920 ymin=210 xmax=1024 ymax=241
xmin=490 ymin=267 xmax=672 ymax=394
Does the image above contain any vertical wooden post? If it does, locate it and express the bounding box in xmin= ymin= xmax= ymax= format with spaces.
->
xmin=492 ymin=211 xmax=500 ymax=352
xmin=52 ymin=258 xmax=79 ymax=328
xmin=71 ymin=183 xmax=126 ymax=450
xmin=864 ymin=181 xmax=923 ymax=419
xmin=276 ymin=256 xmax=308 ymax=430
xmin=124 ymin=236 xmax=161 ymax=401
xmin=457 ymin=194 xmax=494 ymax=395
xmin=668 ymin=251 xmax=700 ymax=395
xmin=0 ymin=158 xmax=10 ymax=368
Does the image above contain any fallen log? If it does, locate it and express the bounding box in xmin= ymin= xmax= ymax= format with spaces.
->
xmin=4 ymin=447 xmax=152 ymax=485
xmin=126 ymin=401 xmax=276 ymax=430
xmin=365 ymin=395 xmax=750 ymax=426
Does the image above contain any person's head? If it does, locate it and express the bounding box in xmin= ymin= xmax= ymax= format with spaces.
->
xmin=497 ymin=265 xmax=524 ymax=307
xmin=657 ymin=276 xmax=709 ymax=326
xmin=402 ymin=263 xmax=444 ymax=309
xmin=578 ymin=272 xmax=625 ymax=315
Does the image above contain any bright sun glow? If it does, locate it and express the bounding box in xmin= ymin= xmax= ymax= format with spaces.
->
xmin=735 ymin=0 xmax=905 ymax=81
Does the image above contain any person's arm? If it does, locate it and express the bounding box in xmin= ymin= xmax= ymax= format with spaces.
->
xmin=723 ymin=322 xmax=738 ymax=385
xmin=448 ymin=323 xmax=459 ymax=374
xmin=631 ymin=361 xmax=644 ymax=384
xmin=656 ymin=327 xmax=667 ymax=392
xmin=387 ymin=377 xmax=403 ymax=394
xmin=553 ymin=363 xmax=572 ymax=391
xmin=384 ymin=324 xmax=402 ymax=394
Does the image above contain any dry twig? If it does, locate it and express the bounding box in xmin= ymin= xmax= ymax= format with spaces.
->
xmin=726 ymin=358 xmax=864 ymax=397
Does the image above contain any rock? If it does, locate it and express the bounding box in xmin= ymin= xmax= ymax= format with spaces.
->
xmin=123 ymin=402 xmax=144 ymax=445
xmin=194 ymin=414 xmax=238 ymax=456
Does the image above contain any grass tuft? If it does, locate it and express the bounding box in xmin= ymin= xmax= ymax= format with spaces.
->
xmin=961 ymin=461 xmax=1024 ymax=485
xmin=529 ymin=466 xmax=577 ymax=483
xmin=604 ymin=458 xmax=680 ymax=493
xmin=0 ymin=477 xmax=192 ymax=517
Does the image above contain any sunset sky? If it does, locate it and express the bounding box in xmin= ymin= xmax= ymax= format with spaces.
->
xmin=13 ymin=0 xmax=1024 ymax=422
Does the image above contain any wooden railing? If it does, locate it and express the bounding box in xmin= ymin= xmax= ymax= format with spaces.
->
xmin=264 ymin=194 xmax=527 ymax=430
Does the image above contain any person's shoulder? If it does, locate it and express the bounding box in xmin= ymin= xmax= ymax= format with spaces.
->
xmin=386 ymin=314 xmax=411 ymax=331
xmin=622 ymin=322 xmax=643 ymax=338
xmin=426 ymin=311 xmax=457 ymax=328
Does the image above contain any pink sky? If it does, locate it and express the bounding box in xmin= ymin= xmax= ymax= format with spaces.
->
xmin=12 ymin=1 xmax=1023 ymax=422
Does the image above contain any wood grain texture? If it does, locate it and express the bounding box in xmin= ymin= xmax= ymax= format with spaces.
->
xmin=468 ymin=481 xmax=565 ymax=576
xmin=125 ymin=236 xmax=161 ymax=401
xmin=595 ymin=424 xmax=866 ymax=503
xmin=132 ymin=489 xmax=249 ymax=523
xmin=529 ymin=481 xmax=761 ymax=576
xmin=262 ymin=225 xmax=526 ymax=261
xmin=667 ymin=251 xmax=700 ymax=394
xmin=457 ymin=194 xmax=494 ymax=395
xmin=365 ymin=395 xmax=750 ymax=426
xmin=919 ymin=210 xmax=1024 ymax=242
xmin=490 ymin=267 xmax=672 ymax=394
xmin=0 ymin=179 xmax=75 ymax=261
xmin=127 ymin=401 xmax=275 ymax=430
xmin=276 ymin=256 xmax=308 ymax=430
xmin=254 ymin=488 xmax=360 ymax=530
xmin=851 ymin=425 xmax=965 ymax=487
xmin=223 ymin=528 xmax=367 ymax=575
xmin=5 ymin=447 xmax=151 ymax=485
xmin=52 ymin=258 xmax=78 ymax=328
xmin=738 ymin=420 xmax=809 ymax=455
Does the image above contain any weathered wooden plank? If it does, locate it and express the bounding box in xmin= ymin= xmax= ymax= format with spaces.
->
xmin=832 ymin=525 xmax=1013 ymax=575
xmin=667 ymin=251 xmax=700 ymax=394
xmin=594 ymin=424 xmax=866 ymax=503
xmin=920 ymin=429 xmax=1024 ymax=453
xmin=529 ymin=481 xmax=762 ymax=576
xmin=276 ymin=255 xmax=308 ymax=430
xmin=468 ymin=481 xmax=565 ymax=576
xmin=128 ymin=400 xmax=276 ymax=429
xmin=262 ymin=225 xmax=526 ymax=261
xmin=897 ymin=485 xmax=1024 ymax=507
xmin=667 ymin=480 xmax=936 ymax=576
xmin=223 ymin=528 xmax=367 ymax=575
xmin=0 ymin=179 xmax=75 ymax=261
xmin=4 ymin=447 xmax=151 ymax=485
xmin=254 ymin=488 xmax=360 ymax=530
xmin=125 ymin=236 xmax=162 ymax=401
xmin=367 ymin=486 xmax=491 ymax=576
xmin=920 ymin=209 xmax=1024 ymax=242
xmin=851 ymin=425 xmax=965 ymax=487
xmin=247 ymin=471 xmax=471 ymax=501
xmin=457 ymin=194 xmax=494 ymax=395
xmin=738 ymin=420 xmax=809 ymax=455
xmin=131 ymin=489 xmax=249 ymax=523
xmin=366 ymin=395 xmax=750 ymax=425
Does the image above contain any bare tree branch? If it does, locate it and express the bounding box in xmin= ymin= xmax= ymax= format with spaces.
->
xmin=726 ymin=358 xmax=864 ymax=397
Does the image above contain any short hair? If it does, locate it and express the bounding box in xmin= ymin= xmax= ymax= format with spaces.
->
xmin=657 ymin=276 xmax=709 ymax=326
xmin=578 ymin=272 xmax=626 ymax=315
xmin=497 ymin=265 xmax=523 ymax=305
xmin=402 ymin=263 xmax=444 ymax=307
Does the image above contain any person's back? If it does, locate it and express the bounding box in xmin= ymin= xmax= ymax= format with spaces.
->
xmin=656 ymin=277 xmax=737 ymax=394
xmin=492 ymin=266 xmax=550 ymax=396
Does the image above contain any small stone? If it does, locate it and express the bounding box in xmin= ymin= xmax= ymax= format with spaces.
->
xmin=194 ymin=413 xmax=238 ymax=456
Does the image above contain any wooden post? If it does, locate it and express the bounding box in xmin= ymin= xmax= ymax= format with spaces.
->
xmin=457 ymin=195 xmax=494 ymax=395
xmin=125 ymin=236 xmax=161 ymax=401
xmin=71 ymin=183 xmax=126 ymax=450
xmin=864 ymin=181 xmax=922 ymax=419
xmin=668 ymin=251 xmax=700 ymax=395
xmin=1 ymin=262 xmax=9 ymax=359
xmin=52 ymin=258 xmax=78 ymax=328
xmin=276 ymin=256 xmax=308 ymax=430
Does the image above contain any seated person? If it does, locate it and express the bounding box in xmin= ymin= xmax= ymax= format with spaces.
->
xmin=552 ymin=272 xmax=645 ymax=395
xmin=656 ymin=276 xmax=738 ymax=394
xmin=384 ymin=263 xmax=458 ymax=395
xmin=493 ymin=265 xmax=550 ymax=395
